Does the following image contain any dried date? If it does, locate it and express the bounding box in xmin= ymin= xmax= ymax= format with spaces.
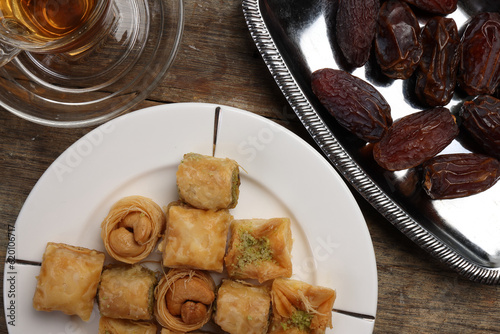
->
xmin=311 ymin=68 xmax=392 ymax=143
xmin=460 ymin=95 xmax=500 ymax=159
xmin=414 ymin=17 xmax=461 ymax=107
xmin=374 ymin=0 xmax=422 ymax=80
xmin=402 ymin=0 xmax=457 ymax=15
xmin=458 ymin=12 xmax=500 ymax=96
xmin=422 ymin=153 xmax=500 ymax=199
xmin=336 ymin=0 xmax=379 ymax=67
xmin=373 ymin=107 xmax=459 ymax=171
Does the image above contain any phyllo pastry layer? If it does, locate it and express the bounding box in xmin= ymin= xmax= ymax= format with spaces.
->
xmin=32 ymin=242 xmax=105 ymax=321
xmin=225 ymin=218 xmax=293 ymax=283
xmin=98 ymin=316 xmax=157 ymax=333
xmin=98 ymin=264 xmax=158 ymax=320
xmin=269 ymin=278 xmax=336 ymax=334
xmin=161 ymin=203 xmax=232 ymax=272
xmin=176 ymin=153 xmax=240 ymax=210
xmin=214 ymin=279 xmax=271 ymax=334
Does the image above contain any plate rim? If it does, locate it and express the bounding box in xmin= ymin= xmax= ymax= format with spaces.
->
xmin=241 ymin=0 xmax=500 ymax=284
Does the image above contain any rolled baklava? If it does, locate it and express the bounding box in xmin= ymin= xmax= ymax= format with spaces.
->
xmin=98 ymin=264 xmax=158 ymax=321
xmin=225 ymin=218 xmax=293 ymax=283
xmin=101 ymin=195 xmax=166 ymax=264
xmin=176 ymin=153 xmax=240 ymax=210
xmin=32 ymin=242 xmax=105 ymax=321
xmin=214 ymin=279 xmax=271 ymax=334
xmin=154 ymin=268 xmax=216 ymax=332
xmin=98 ymin=316 xmax=157 ymax=333
xmin=268 ymin=278 xmax=336 ymax=333
xmin=160 ymin=202 xmax=232 ymax=272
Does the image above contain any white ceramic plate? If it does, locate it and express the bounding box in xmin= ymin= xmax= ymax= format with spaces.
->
xmin=4 ymin=103 xmax=377 ymax=333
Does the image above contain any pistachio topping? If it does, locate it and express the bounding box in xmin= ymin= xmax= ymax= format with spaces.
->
xmin=235 ymin=229 xmax=274 ymax=269
xmin=280 ymin=310 xmax=313 ymax=331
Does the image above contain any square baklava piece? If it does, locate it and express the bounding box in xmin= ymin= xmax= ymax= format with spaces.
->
xmin=161 ymin=203 xmax=232 ymax=272
xmin=32 ymin=242 xmax=105 ymax=321
xmin=214 ymin=279 xmax=271 ymax=334
xmin=225 ymin=218 xmax=293 ymax=283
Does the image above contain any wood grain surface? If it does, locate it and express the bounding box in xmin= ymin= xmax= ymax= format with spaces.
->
xmin=1 ymin=0 xmax=500 ymax=333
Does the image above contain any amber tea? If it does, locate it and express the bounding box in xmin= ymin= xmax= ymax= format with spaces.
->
xmin=0 ymin=0 xmax=110 ymax=53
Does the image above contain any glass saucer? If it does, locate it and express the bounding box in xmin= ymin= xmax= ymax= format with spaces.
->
xmin=0 ymin=0 xmax=184 ymax=128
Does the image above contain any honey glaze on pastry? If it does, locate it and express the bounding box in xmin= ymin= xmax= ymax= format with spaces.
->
xmin=32 ymin=242 xmax=105 ymax=321
xmin=269 ymin=278 xmax=336 ymax=334
xmin=101 ymin=195 xmax=166 ymax=264
xmin=98 ymin=316 xmax=157 ymax=333
xmin=154 ymin=268 xmax=216 ymax=332
xmin=176 ymin=153 xmax=240 ymax=210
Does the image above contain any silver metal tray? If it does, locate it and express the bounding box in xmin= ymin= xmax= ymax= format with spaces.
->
xmin=242 ymin=0 xmax=500 ymax=284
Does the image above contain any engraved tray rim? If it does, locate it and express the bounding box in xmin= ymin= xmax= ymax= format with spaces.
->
xmin=242 ymin=0 xmax=500 ymax=284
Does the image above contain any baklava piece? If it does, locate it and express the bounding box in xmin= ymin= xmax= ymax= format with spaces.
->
xmin=155 ymin=268 xmax=216 ymax=332
xmin=176 ymin=153 xmax=240 ymax=210
xmin=214 ymin=279 xmax=271 ymax=334
xmin=97 ymin=264 xmax=158 ymax=321
xmin=225 ymin=218 xmax=293 ymax=283
xmin=269 ymin=278 xmax=336 ymax=334
xmin=160 ymin=203 xmax=232 ymax=272
xmin=32 ymin=242 xmax=105 ymax=321
xmin=160 ymin=330 xmax=210 ymax=334
xmin=98 ymin=316 xmax=157 ymax=333
xmin=101 ymin=195 xmax=166 ymax=264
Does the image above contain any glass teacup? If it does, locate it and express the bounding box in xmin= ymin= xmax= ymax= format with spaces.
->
xmin=0 ymin=0 xmax=112 ymax=66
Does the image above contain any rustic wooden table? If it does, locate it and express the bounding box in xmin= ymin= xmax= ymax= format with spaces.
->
xmin=1 ymin=0 xmax=500 ymax=333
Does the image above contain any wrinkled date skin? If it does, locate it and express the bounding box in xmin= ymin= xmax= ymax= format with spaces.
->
xmin=336 ymin=0 xmax=379 ymax=67
xmin=311 ymin=68 xmax=392 ymax=143
xmin=422 ymin=153 xmax=500 ymax=199
xmin=375 ymin=0 xmax=423 ymax=80
xmin=402 ymin=0 xmax=458 ymax=14
xmin=415 ymin=17 xmax=461 ymax=107
xmin=458 ymin=12 xmax=500 ymax=96
xmin=460 ymin=95 xmax=500 ymax=159
xmin=373 ymin=107 xmax=459 ymax=171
